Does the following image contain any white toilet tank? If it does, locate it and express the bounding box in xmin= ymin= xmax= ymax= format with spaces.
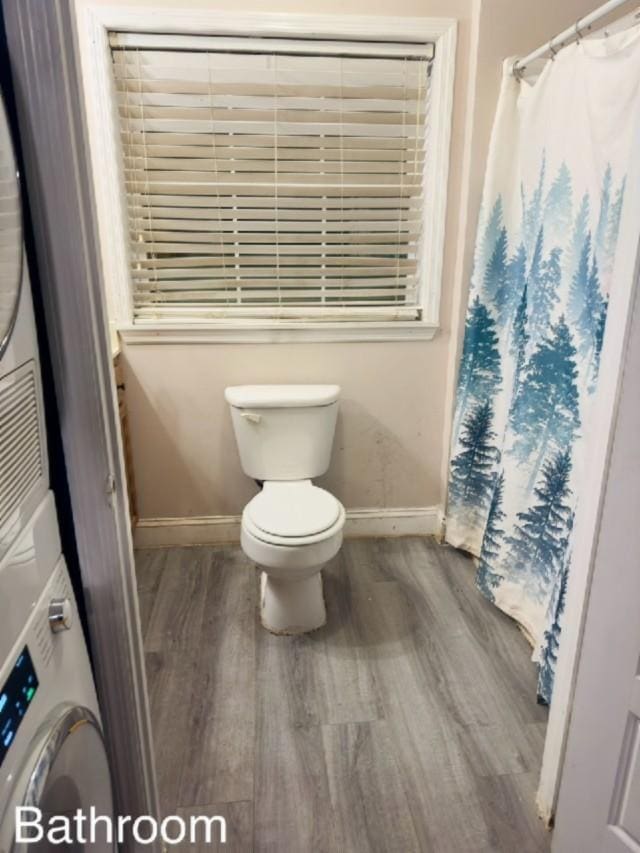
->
xmin=225 ymin=384 xmax=340 ymax=481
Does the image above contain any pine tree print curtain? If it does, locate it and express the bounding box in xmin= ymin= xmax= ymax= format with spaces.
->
xmin=447 ymin=28 xmax=640 ymax=704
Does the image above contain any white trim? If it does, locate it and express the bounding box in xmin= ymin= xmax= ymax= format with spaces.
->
xmin=79 ymin=7 xmax=457 ymax=42
xmin=133 ymin=505 xmax=443 ymax=548
xmin=119 ymin=321 xmax=439 ymax=345
xmin=437 ymin=9 xmax=481 ymax=524
xmin=74 ymin=4 xmax=457 ymax=340
xmin=75 ymin=5 xmax=133 ymax=330
xmin=421 ymin=20 xmax=456 ymax=327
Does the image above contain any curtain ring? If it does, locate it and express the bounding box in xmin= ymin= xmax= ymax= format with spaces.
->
xmin=512 ymin=60 xmax=525 ymax=81
xmin=574 ymin=21 xmax=583 ymax=43
xmin=548 ymin=40 xmax=558 ymax=61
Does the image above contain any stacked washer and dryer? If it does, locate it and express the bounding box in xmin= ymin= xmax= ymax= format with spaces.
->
xmin=0 ymin=94 xmax=114 ymax=849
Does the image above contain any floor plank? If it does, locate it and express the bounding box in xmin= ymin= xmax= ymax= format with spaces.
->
xmin=145 ymin=547 xmax=210 ymax=653
xmin=135 ymin=547 xmax=167 ymax=596
xmin=348 ymin=578 xmax=494 ymax=851
xmin=178 ymin=547 xmax=257 ymax=807
xmin=475 ymin=771 xmax=551 ymax=853
xmin=427 ymin=542 xmax=549 ymax=724
xmin=144 ymin=648 xmax=196 ymax=814
xmin=253 ymin=721 xmax=337 ymax=853
xmin=177 ymin=801 xmax=253 ymax=852
xmin=136 ymin=590 xmax=154 ymax=639
xmin=321 ymin=720 xmax=421 ymax=853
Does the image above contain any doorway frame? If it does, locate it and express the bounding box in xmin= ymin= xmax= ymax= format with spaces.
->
xmin=2 ymin=1 xmax=160 ymax=847
xmin=552 ymin=201 xmax=640 ymax=853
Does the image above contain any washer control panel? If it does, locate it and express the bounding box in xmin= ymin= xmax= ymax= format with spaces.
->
xmin=0 ymin=645 xmax=38 ymax=769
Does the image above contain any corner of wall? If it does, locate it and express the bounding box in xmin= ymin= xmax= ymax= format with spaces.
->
xmin=437 ymin=0 xmax=484 ymax=519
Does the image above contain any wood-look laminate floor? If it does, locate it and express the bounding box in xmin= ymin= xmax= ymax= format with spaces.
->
xmin=136 ymin=537 xmax=550 ymax=853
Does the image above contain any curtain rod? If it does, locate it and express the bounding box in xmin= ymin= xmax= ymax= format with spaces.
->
xmin=512 ymin=0 xmax=633 ymax=78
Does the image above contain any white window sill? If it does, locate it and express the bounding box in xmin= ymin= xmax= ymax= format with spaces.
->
xmin=117 ymin=320 xmax=439 ymax=345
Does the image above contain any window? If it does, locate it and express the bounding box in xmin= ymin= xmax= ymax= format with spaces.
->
xmin=110 ymin=32 xmax=437 ymax=325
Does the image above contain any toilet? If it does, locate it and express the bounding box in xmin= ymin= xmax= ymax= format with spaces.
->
xmin=225 ymin=384 xmax=345 ymax=635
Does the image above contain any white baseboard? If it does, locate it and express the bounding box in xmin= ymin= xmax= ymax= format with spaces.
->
xmin=343 ymin=506 xmax=444 ymax=539
xmin=134 ymin=506 xmax=444 ymax=549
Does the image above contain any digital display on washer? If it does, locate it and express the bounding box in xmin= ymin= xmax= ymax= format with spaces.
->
xmin=0 ymin=645 xmax=38 ymax=768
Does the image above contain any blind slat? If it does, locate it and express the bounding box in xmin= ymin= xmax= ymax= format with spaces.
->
xmin=129 ymin=228 xmax=421 ymax=243
xmin=133 ymin=281 xmax=418 ymax=294
xmin=125 ymin=173 xmax=423 ymax=189
xmin=119 ymin=119 xmax=426 ymax=138
xmin=130 ymin=245 xmax=419 ymax=257
xmin=134 ymin=306 xmax=421 ymax=320
xmin=134 ymin=287 xmax=418 ymax=298
xmin=132 ymin=260 xmax=418 ymax=276
xmin=120 ymin=132 xmax=419 ymax=150
xmin=124 ymin=184 xmax=422 ymax=198
xmin=117 ymin=79 xmax=425 ymax=101
xmin=123 ymin=144 xmax=423 ymax=163
xmin=112 ymin=50 xmax=429 ymax=77
xmin=118 ymin=91 xmax=425 ymax=111
xmin=127 ymin=216 xmax=421 ymax=232
xmin=128 ymin=195 xmax=422 ymax=210
xmin=124 ymin=157 xmax=424 ymax=174
xmin=118 ymin=103 xmax=425 ymax=124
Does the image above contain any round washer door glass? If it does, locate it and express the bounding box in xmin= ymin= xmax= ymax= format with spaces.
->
xmin=12 ymin=706 xmax=115 ymax=852
xmin=0 ymin=95 xmax=22 ymax=361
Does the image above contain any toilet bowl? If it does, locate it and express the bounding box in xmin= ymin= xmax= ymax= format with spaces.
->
xmin=242 ymin=481 xmax=345 ymax=633
xmin=225 ymin=385 xmax=344 ymax=634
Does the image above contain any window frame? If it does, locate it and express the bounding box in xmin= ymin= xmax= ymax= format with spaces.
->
xmin=75 ymin=6 xmax=457 ymax=344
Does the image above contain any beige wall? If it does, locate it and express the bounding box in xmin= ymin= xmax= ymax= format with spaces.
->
xmin=111 ymin=0 xmax=603 ymax=521
xmin=122 ymin=341 xmax=449 ymax=517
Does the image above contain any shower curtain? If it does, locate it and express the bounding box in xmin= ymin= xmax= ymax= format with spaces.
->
xmin=447 ymin=27 xmax=640 ymax=704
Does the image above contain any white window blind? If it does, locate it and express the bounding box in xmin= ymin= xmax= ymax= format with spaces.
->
xmin=110 ymin=33 xmax=434 ymax=322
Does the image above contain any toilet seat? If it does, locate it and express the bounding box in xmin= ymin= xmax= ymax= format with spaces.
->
xmin=244 ymin=481 xmax=344 ymax=547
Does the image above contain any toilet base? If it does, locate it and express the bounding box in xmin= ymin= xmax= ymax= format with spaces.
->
xmin=260 ymin=571 xmax=326 ymax=635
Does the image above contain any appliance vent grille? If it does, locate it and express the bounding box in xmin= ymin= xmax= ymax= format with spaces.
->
xmin=35 ymin=615 xmax=53 ymax=668
xmin=0 ymin=365 xmax=44 ymax=533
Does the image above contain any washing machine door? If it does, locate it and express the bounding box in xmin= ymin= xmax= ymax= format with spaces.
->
xmin=9 ymin=705 xmax=115 ymax=852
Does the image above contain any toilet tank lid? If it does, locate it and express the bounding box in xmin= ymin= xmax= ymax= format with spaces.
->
xmin=225 ymin=384 xmax=340 ymax=409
